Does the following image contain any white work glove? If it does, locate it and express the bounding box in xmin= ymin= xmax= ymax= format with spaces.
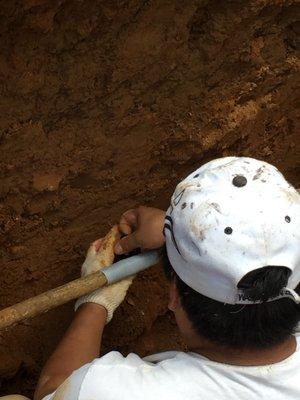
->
xmin=75 ymin=237 xmax=134 ymax=323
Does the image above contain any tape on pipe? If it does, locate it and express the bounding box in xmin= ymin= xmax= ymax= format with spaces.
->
xmin=102 ymin=250 xmax=161 ymax=284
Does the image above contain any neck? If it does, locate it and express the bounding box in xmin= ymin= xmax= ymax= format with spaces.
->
xmin=189 ymin=335 xmax=296 ymax=366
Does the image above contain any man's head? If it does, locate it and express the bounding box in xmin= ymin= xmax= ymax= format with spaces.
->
xmin=163 ymin=157 xmax=300 ymax=349
xmin=163 ymin=250 xmax=300 ymax=349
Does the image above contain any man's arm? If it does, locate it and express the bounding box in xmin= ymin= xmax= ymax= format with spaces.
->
xmin=35 ymin=208 xmax=166 ymax=400
xmin=35 ymin=228 xmax=132 ymax=400
xmin=34 ymin=303 xmax=107 ymax=400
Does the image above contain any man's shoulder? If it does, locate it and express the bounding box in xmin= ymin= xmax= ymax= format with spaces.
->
xmin=91 ymin=350 xmax=196 ymax=369
xmin=46 ymin=347 xmax=300 ymax=400
xmin=82 ymin=350 xmax=204 ymax=398
xmin=90 ymin=350 xmax=188 ymax=372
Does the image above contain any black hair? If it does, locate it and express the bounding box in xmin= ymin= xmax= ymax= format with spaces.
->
xmin=162 ymin=247 xmax=300 ymax=349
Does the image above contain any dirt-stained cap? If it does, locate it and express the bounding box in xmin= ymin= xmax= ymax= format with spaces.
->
xmin=164 ymin=157 xmax=300 ymax=305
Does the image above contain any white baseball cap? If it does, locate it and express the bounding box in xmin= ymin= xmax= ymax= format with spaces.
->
xmin=164 ymin=157 xmax=300 ymax=305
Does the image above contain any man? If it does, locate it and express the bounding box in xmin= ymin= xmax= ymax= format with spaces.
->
xmin=34 ymin=157 xmax=300 ymax=400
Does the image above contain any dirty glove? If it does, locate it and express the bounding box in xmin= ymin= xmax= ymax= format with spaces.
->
xmin=75 ymin=227 xmax=134 ymax=323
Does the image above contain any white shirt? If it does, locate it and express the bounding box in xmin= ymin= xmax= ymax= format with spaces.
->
xmin=44 ymin=334 xmax=300 ymax=400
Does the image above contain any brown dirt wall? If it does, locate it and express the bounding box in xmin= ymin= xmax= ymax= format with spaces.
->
xmin=0 ymin=0 xmax=299 ymax=396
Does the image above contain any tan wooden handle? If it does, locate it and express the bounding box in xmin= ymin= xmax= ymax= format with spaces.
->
xmin=0 ymin=271 xmax=108 ymax=330
xmin=0 ymin=226 xmax=119 ymax=330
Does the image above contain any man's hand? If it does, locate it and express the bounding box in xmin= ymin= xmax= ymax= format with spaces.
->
xmin=114 ymin=206 xmax=166 ymax=255
xmin=75 ymin=226 xmax=133 ymax=322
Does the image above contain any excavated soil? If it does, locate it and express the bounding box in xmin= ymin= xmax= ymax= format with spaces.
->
xmin=0 ymin=0 xmax=299 ymax=396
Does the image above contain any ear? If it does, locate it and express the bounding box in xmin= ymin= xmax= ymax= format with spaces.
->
xmin=168 ymin=279 xmax=181 ymax=312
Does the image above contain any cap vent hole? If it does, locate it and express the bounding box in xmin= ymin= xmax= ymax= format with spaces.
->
xmin=232 ymin=175 xmax=247 ymax=187
xmin=193 ymin=173 xmax=200 ymax=178
xmin=285 ymin=215 xmax=291 ymax=223
xmin=224 ymin=227 xmax=233 ymax=235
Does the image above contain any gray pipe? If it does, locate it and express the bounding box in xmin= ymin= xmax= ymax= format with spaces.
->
xmin=102 ymin=250 xmax=161 ymax=284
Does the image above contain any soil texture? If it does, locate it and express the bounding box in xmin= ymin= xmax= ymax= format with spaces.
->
xmin=0 ymin=0 xmax=299 ymax=396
